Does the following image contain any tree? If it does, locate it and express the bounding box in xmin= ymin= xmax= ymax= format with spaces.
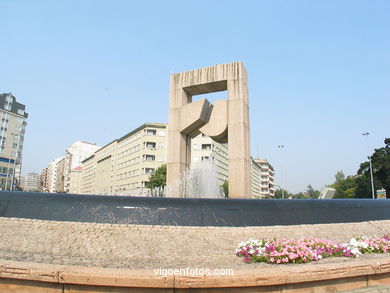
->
xmin=334 ymin=170 xmax=345 ymax=183
xmin=274 ymin=189 xmax=290 ymax=199
xmin=146 ymin=164 xmax=166 ymax=190
xmin=291 ymin=192 xmax=306 ymax=199
xmin=221 ymin=180 xmax=228 ymax=198
xmin=305 ymin=184 xmax=320 ymax=199
xmin=356 ymin=138 xmax=390 ymax=198
xmin=331 ymin=174 xmax=357 ymax=199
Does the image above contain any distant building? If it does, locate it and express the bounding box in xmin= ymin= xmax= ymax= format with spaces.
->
xmin=79 ymin=123 xmax=166 ymax=195
xmin=190 ymin=134 xmax=229 ymax=186
xmin=252 ymin=158 xmax=274 ymax=198
xmin=0 ymin=93 xmax=28 ymax=190
xmin=55 ymin=157 xmax=66 ymax=193
xmin=74 ymin=122 xmax=274 ymax=198
xmin=21 ymin=172 xmax=40 ymax=191
xmin=69 ymin=166 xmax=82 ymax=194
xmin=40 ymin=157 xmax=64 ymax=193
xmin=63 ymin=141 xmax=100 ymax=193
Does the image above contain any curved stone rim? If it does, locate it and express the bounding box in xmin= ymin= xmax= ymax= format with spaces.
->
xmin=1 ymin=256 xmax=390 ymax=289
xmin=1 ymin=191 xmax=390 ymax=226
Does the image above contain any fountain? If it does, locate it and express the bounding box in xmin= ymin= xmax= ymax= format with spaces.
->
xmin=0 ymin=62 xmax=389 ymax=292
xmin=166 ymin=160 xmax=225 ymax=198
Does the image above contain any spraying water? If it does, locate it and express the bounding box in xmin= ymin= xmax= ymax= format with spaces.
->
xmin=166 ymin=160 xmax=225 ymax=198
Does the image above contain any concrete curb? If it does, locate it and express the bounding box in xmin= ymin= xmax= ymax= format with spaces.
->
xmin=0 ymin=256 xmax=389 ymax=289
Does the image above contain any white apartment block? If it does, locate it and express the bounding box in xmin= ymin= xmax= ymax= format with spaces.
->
xmin=63 ymin=141 xmax=100 ymax=192
xmin=190 ymin=134 xmax=229 ymax=186
xmin=252 ymin=158 xmax=275 ymax=198
xmin=0 ymin=93 xmax=28 ymax=190
xmin=41 ymin=157 xmax=64 ymax=193
xmin=79 ymin=123 xmax=166 ymax=195
xmin=69 ymin=166 xmax=82 ymax=194
xmin=21 ymin=172 xmax=40 ymax=191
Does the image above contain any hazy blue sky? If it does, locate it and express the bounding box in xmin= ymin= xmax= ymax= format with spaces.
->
xmin=1 ymin=0 xmax=389 ymax=193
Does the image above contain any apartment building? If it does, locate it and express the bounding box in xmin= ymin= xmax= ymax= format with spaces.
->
xmin=69 ymin=166 xmax=82 ymax=194
xmin=20 ymin=172 xmax=40 ymax=191
xmin=76 ymin=122 xmax=274 ymax=198
xmin=40 ymin=157 xmax=64 ymax=193
xmin=79 ymin=123 xmax=166 ymax=195
xmin=0 ymin=93 xmax=28 ymax=190
xmin=63 ymin=141 xmax=100 ymax=192
xmin=55 ymin=157 xmax=65 ymax=193
xmin=190 ymin=134 xmax=229 ymax=186
xmin=252 ymin=158 xmax=274 ymax=198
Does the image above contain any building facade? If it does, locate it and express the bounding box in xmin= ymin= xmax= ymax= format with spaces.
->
xmin=40 ymin=157 xmax=64 ymax=193
xmin=77 ymin=123 xmax=274 ymax=198
xmin=69 ymin=166 xmax=82 ymax=194
xmin=63 ymin=141 xmax=100 ymax=193
xmin=79 ymin=123 xmax=167 ymax=195
xmin=20 ymin=172 xmax=40 ymax=191
xmin=190 ymin=134 xmax=229 ymax=186
xmin=252 ymin=158 xmax=275 ymax=198
xmin=55 ymin=157 xmax=66 ymax=193
xmin=0 ymin=93 xmax=28 ymax=190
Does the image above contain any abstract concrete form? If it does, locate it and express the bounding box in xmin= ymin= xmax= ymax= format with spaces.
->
xmin=167 ymin=62 xmax=251 ymax=198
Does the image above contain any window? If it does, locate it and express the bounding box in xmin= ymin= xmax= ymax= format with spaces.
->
xmin=145 ymin=142 xmax=156 ymax=149
xmin=146 ymin=129 xmax=156 ymax=136
xmin=193 ymin=144 xmax=200 ymax=150
xmin=202 ymin=144 xmax=212 ymax=150
xmin=144 ymin=155 xmax=155 ymax=161
xmin=144 ymin=168 xmax=155 ymax=174
xmin=17 ymin=109 xmax=24 ymax=115
xmin=201 ymin=156 xmax=210 ymax=161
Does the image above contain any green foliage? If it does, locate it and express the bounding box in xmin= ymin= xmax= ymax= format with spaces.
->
xmin=332 ymin=175 xmax=357 ymax=198
xmin=330 ymin=138 xmax=390 ymax=199
xmin=334 ymin=170 xmax=345 ymax=183
xmin=305 ymin=184 xmax=320 ymax=199
xmin=356 ymin=138 xmax=390 ymax=198
xmin=146 ymin=164 xmax=166 ymax=189
xmin=221 ymin=180 xmax=229 ymax=198
xmin=274 ymin=189 xmax=290 ymax=199
xmin=291 ymin=192 xmax=306 ymax=199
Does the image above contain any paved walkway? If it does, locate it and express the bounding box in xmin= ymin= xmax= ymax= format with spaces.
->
xmin=0 ymin=217 xmax=389 ymax=270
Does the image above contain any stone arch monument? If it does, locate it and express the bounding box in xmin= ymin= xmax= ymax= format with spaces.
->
xmin=167 ymin=61 xmax=251 ymax=198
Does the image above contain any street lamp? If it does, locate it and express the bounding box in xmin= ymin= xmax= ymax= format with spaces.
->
xmin=362 ymin=132 xmax=375 ymax=199
xmin=274 ymin=184 xmax=284 ymax=199
xmin=278 ymin=145 xmax=285 ymax=200
xmin=10 ymin=133 xmax=21 ymax=191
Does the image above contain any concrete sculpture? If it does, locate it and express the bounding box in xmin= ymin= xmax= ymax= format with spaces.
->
xmin=167 ymin=62 xmax=251 ymax=198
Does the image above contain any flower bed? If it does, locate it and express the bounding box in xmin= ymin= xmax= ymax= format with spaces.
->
xmin=236 ymin=234 xmax=390 ymax=264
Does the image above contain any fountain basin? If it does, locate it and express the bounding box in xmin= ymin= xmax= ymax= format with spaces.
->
xmin=0 ymin=191 xmax=389 ymax=226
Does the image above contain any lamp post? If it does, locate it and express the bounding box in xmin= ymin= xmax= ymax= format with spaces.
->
xmin=362 ymin=132 xmax=375 ymax=199
xmin=278 ymin=145 xmax=285 ymax=200
xmin=10 ymin=133 xmax=21 ymax=191
xmin=274 ymin=184 xmax=284 ymax=199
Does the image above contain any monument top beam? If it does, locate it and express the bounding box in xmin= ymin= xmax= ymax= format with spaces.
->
xmin=170 ymin=61 xmax=247 ymax=91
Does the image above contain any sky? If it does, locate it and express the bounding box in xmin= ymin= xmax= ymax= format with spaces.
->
xmin=0 ymin=0 xmax=389 ymax=193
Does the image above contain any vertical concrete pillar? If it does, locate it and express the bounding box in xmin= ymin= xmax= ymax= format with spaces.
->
xmin=227 ymin=64 xmax=251 ymax=198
